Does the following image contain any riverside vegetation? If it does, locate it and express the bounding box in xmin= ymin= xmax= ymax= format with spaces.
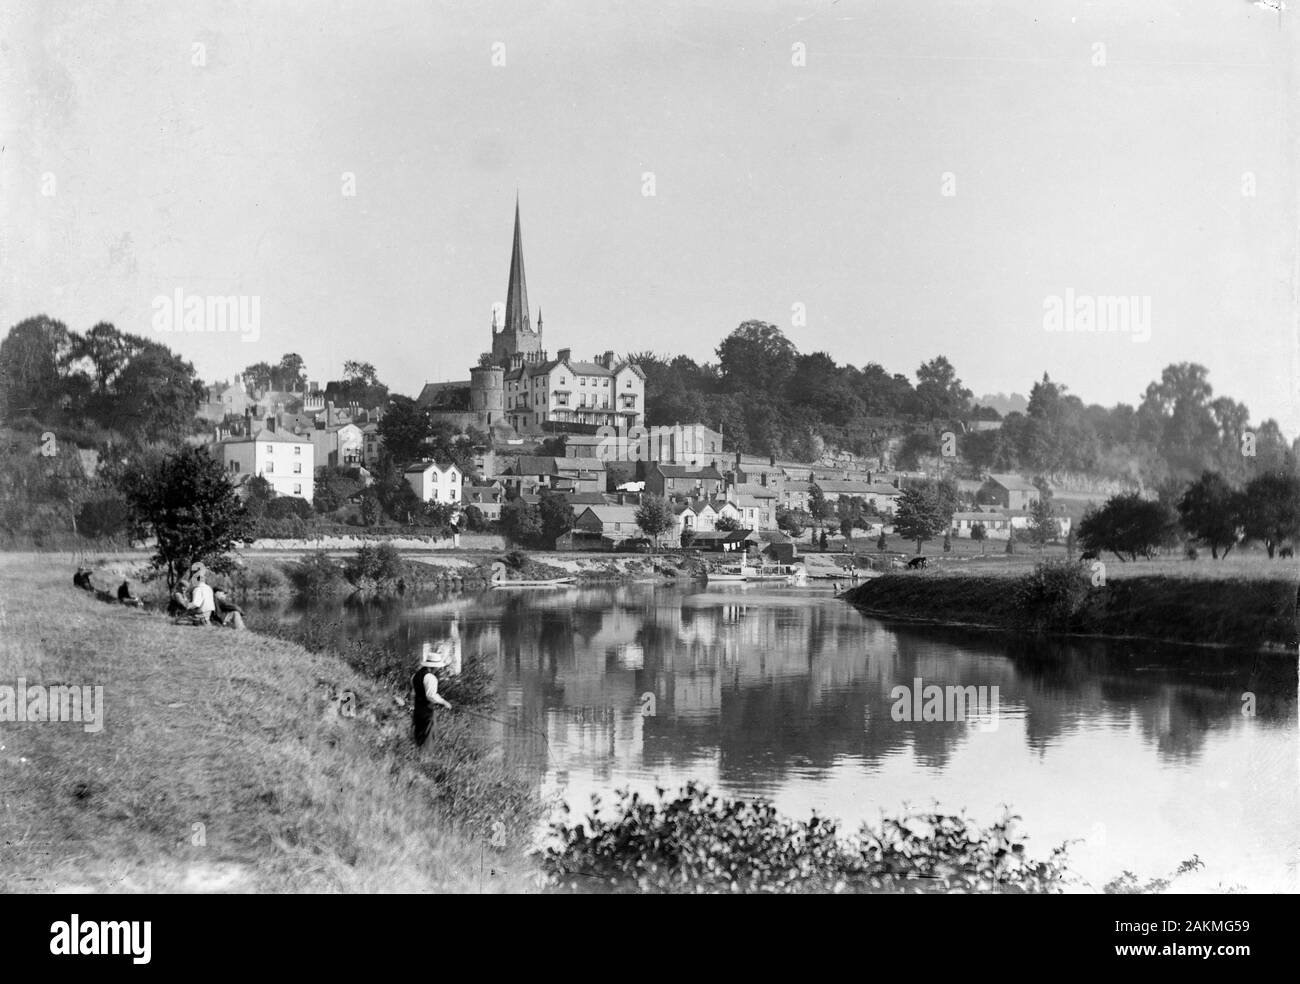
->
xmin=842 ymin=558 xmax=1298 ymax=650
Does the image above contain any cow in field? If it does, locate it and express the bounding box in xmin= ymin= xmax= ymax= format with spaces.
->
xmin=906 ymin=556 xmax=928 ymax=570
xmin=1281 ymin=546 xmax=1294 ymax=559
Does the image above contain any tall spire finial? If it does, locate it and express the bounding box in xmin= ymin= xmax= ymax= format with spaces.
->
xmin=504 ymin=197 xmax=530 ymax=335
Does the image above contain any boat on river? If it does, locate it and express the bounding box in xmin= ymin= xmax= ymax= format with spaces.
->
xmin=491 ymin=576 xmax=576 ymax=589
xmin=705 ymin=562 xmax=807 ymax=585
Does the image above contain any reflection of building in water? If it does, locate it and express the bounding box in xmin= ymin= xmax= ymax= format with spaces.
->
xmin=466 ymin=586 xmax=1276 ymax=795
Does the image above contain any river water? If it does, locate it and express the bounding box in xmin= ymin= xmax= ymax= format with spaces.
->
xmin=247 ymin=582 xmax=1298 ymax=891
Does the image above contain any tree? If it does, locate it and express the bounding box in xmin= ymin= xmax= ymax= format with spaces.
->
xmin=111 ymin=342 xmax=204 ymax=441
xmin=119 ymin=446 xmax=250 ymax=590
xmin=776 ymin=507 xmax=807 ymax=538
xmin=840 ymin=517 xmax=853 ymax=542
xmin=274 ymin=353 xmax=306 ymax=392
xmin=716 ymin=321 xmax=798 ymax=394
xmin=1076 ymin=492 xmax=1173 ymax=562
xmin=1178 ymin=471 xmax=1244 ymax=559
xmin=893 ymin=485 xmax=950 ymax=554
xmin=808 ymin=483 xmax=831 ymax=534
xmin=538 ymin=488 xmax=576 ymax=548
xmin=635 ymin=494 xmax=674 ymax=551
xmin=241 ymin=361 xmax=275 ymax=394
xmin=0 ymin=316 xmax=73 ymax=420
xmin=342 ymin=360 xmax=378 ymax=385
xmin=376 ymin=396 xmax=431 ymax=463
xmin=1027 ymin=497 xmax=1058 ymax=550
xmin=914 ymin=356 xmax=972 ymax=420
xmin=500 ymin=497 xmax=541 ymax=547
xmin=877 ymin=530 xmax=887 ymax=551
xmin=1242 ymin=472 xmax=1300 ymax=558
xmin=714 ymin=515 xmax=742 ymax=533
xmin=462 ymin=504 xmax=488 ymax=533
xmin=242 ymin=474 xmax=274 ymax=522
xmin=970 ymin=522 xmax=986 ymax=554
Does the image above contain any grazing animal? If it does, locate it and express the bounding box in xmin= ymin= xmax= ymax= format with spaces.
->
xmin=1281 ymin=546 xmax=1294 ymax=559
xmin=1079 ymin=550 xmax=1098 ymax=562
xmin=906 ymin=556 xmax=928 ymax=570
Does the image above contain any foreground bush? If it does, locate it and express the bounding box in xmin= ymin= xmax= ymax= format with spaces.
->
xmin=539 ymin=783 xmax=1071 ymax=894
xmin=288 ymin=551 xmax=343 ymax=597
xmin=344 ymin=542 xmax=404 ymax=590
xmin=1012 ymin=559 xmax=1094 ymax=631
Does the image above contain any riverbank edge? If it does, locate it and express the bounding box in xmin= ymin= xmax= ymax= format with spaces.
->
xmin=842 ymin=571 xmax=1299 ymax=653
xmin=0 ymin=557 xmax=544 ymax=892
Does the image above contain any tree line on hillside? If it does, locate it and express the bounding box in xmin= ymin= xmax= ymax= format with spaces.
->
xmin=878 ymin=468 xmax=1300 ymax=562
xmin=632 ymin=323 xmax=1296 ymax=487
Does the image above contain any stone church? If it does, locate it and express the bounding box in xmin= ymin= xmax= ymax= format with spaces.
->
xmin=419 ymin=200 xmax=646 ymax=438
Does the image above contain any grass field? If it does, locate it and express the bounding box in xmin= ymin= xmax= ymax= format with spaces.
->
xmin=0 ymin=553 xmax=542 ymax=892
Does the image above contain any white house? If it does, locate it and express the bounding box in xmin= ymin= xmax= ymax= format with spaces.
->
xmin=404 ymin=461 xmax=462 ymax=505
xmin=216 ymin=430 xmax=315 ymax=501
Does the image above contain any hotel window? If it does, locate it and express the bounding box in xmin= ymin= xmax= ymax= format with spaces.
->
xmin=229 ymin=461 xmax=240 ymax=474
xmin=559 ymin=376 xmax=566 ymax=385
xmin=294 ymin=484 xmax=302 ymax=495
xmin=265 ymin=462 xmax=274 ymax=473
xmin=294 ymin=445 xmax=301 ymax=455
xmin=294 ymin=463 xmax=302 ymax=474
xmin=603 ymin=379 xmax=609 ymax=387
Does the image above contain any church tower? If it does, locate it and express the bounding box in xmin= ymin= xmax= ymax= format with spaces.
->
xmin=490 ymin=198 xmax=544 ymax=368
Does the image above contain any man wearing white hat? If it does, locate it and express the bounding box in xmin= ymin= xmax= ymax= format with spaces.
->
xmin=411 ymin=644 xmax=453 ymax=746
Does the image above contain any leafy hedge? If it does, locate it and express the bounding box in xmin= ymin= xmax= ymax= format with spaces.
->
xmin=539 ymin=783 xmax=1071 ymax=894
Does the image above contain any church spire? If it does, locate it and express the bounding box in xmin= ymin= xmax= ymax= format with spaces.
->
xmin=503 ymin=197 xmax=531 ymax=335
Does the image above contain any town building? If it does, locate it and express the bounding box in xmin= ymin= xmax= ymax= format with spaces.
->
xmin=572 ymin=505 xmax=644 ymax=547
xmin=642 ymin=463 xmax=725 ymax=499
xmin=462 ymin=479 xmax=506 ymax=521
xmin=983 ymin=474 xmax=1042 ymax=511
xmin=500 ymin=455 xmax=606 ymax=496
xmin=215 ymin=430 xmax=315 ymax=501
xmin=309 ymin=421 xmax=364 ymax=469
xmin=420 ymin=200 xmax=647 ymax=438
xmin=404 ymin=461 xmax=462 ymax=505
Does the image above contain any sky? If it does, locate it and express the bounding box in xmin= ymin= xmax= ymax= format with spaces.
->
xmin=3 ymin=0 xmax=1297 ymax=432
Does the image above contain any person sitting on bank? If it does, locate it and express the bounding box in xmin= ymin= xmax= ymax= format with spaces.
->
xmin=211 ymin=588 xmax=246 ymax=630
xmin=411 ymin=646 xmax=453 ymax=747
xmin=117 ymin=579 xmax=144 ymax=608
xmin=73 ymin=567 xmax=94 ymax=592
xmin=172 ymin=567 xmax=215 ymax=626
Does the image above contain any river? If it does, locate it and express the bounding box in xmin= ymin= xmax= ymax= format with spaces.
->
xmin=246 ymin=582 xmax=1298 ymax=892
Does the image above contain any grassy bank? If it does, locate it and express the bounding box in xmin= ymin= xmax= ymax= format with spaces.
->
xmin=0 ymin=555 xmax=541 ymax=892
xmin=842 ymin=563 xmax=1299 ymax=651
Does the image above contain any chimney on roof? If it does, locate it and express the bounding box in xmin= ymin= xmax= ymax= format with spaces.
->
xmin=557 ymin=348 xmax=571 ymax=363
xmin=266 ymin=415 xmax=276 ymax=434
xmin=244 ymin=409 xmax=252 ymax=435
xmin=602 ymin=350 xmax=615 ymax=369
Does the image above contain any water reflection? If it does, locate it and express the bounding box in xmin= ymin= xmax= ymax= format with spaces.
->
xmin=248 ymin=584 xmax=1298 ymax=890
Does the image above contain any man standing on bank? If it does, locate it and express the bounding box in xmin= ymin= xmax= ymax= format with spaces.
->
xmin=411 ymin=646 xmax=453 ymax=746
